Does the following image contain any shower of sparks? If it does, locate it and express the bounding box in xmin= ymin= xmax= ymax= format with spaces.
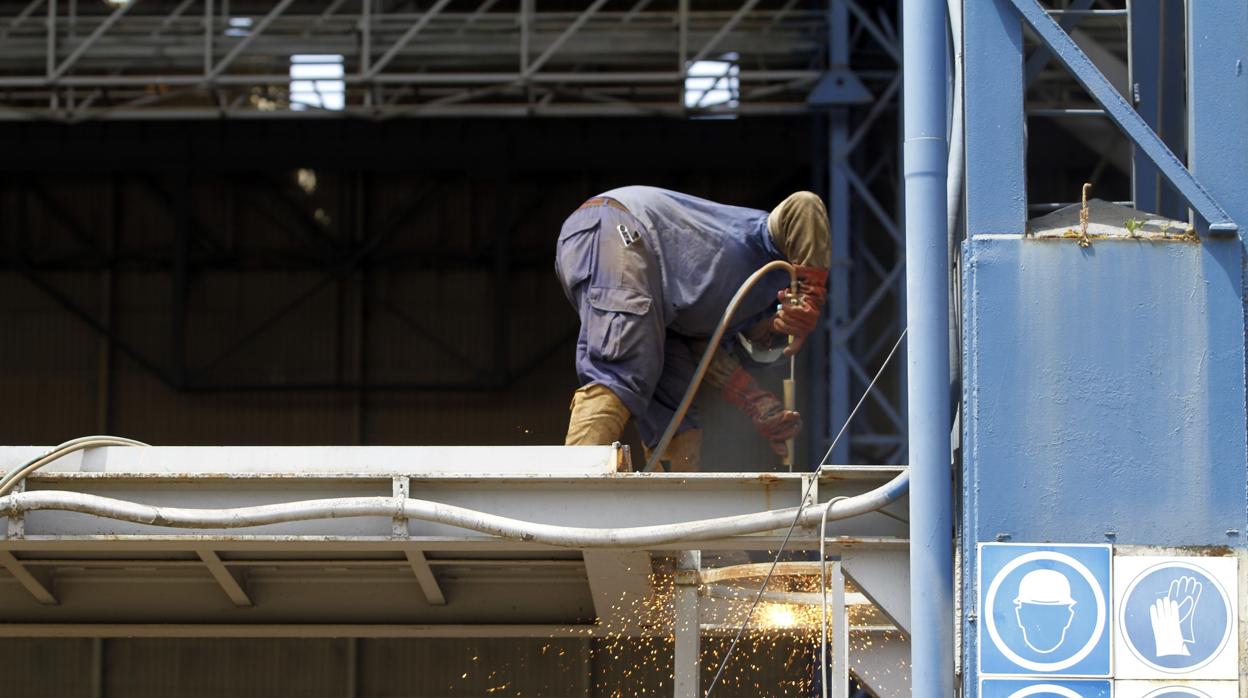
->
xmin=424 ymin=557 xmax=909 ymax=696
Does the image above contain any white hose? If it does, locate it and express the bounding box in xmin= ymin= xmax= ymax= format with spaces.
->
xmin=0 ymin=470 xmax=908 ymax=549
xmin=0 ymin=436 xmax=149 ymax=498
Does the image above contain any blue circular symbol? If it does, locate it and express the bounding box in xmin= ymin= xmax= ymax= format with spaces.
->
xmin=984 ymin=551 xmax=1106 ymax=672
xmin=1119 ymin=561 xmax=1232 ymax=674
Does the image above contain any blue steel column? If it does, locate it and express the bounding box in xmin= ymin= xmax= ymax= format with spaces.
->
xmin=961 ymin=2 xmax=1025 ymax=692
xmin=901 ymin=0 xmax=952 ymax=695
xmin=1186 ymin=1 xmax=1248 ymax=231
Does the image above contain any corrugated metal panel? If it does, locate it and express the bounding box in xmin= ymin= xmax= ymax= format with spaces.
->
xmin=590 ymin=636 xmax=816 ymax=697
xmin=0 ymin=638 xmax=95 ymax=698
xmin=0 ymin=636 xmax=823 ymax=696
xmin=105 ymin=639 xmax=349 ymax=698
xmin=358 ymin=638 xmax=588 ymax=698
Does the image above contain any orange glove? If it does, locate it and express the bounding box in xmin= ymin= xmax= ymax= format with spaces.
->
xmin=771 ymin=266 xmax=828 ymax=356
xmin=721 ymin=366 xmax=802 ymax=456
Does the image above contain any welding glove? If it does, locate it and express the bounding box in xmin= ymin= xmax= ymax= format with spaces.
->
xmin=721 ymin=366 xmax=802 ymax=457
xmin=770 ymin=266 xmax=828 ymax=357
xmin=565 ymin=383 xmax=630 ymax=445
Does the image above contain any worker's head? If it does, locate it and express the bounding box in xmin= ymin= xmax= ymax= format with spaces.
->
xmin=767 ymin=191 xmax=831 ymax=268
xmin=1012 ymin=569 xmax=1077 ymax=654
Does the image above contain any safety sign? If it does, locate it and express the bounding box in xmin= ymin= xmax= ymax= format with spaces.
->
xmin=980 ymin=679 xmax=1112 ymax=698
xmin=1113 ymin=556 xmax=1238 ymax=680
xmin=1114 ymin=681 xmax=1239 ymax=698
xmin=979 ymin=543 xmax=1112 ymax=676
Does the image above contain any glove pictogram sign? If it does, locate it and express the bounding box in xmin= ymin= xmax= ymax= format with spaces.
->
xmin=1114 ymin=556 xmax=1238 ymax=680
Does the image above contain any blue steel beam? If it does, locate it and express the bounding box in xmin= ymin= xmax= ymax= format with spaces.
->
xmin=902 ymin=0 xmax=953 ymax=696
xmin=964 ymin=0 xmax=1026 ymax=236
xmin=1005 ymin=0 xmax=1239 ymax=235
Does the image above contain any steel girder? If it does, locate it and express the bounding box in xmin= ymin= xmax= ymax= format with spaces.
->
xmin=0 ymin=0 xmax=832 ymax=121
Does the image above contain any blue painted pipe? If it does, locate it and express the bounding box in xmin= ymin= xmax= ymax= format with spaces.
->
xmin=902 ymin=0 xmax=954 ymax=694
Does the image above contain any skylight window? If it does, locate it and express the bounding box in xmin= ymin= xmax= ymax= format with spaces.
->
xmin=290 ymin=54 xmax=345 ymax=111
xmin=225 ymin=17 xmax=252 ymax=38
xmin=684 ymin=52 xmax=740 ymax=111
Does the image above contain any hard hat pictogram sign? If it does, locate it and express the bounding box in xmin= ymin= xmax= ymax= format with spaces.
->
xmin=979 ymin=543 xmax=1112 ymax=677
xmin=1114 ymin=556 xmax=1238 ymax=680
xmin=980 ymin=679 xmax=1111 ymax=698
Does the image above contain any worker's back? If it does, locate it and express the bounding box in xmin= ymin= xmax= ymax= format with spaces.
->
xmin=599 ymin=186 xmax=786 ymax=337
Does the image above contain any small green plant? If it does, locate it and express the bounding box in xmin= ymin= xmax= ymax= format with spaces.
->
xmin=1124 ymin=218 xmax=1143 ymax=237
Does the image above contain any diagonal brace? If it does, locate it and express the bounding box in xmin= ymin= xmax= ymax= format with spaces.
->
xmin=690 ymin=0 xmax=761 ymax=64
xmin=49 ymin=0 xmax=135 ymax=82
xmin=1006 ymin=0 xmax=1238 ymax=234
xmin=208 ymin=0 xmax=298 ymax=80
xmin=404 ymin=550 xmax=447 ymax=606
xmin=196 ymin=548 xmax=252 ymax=607
xmin=0 ymin=550 xmax=57 ymax=605
xmin=0 ymin=0 xmax=47 ymax=41
xmin=524 ymin=0 xmax=611 ymax=78
xmin=366 ymin=0 xmax=455 ymax=78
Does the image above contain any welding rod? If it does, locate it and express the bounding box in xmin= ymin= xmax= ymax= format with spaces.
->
xmin=782 ymin=377 xmax=795 ymax=470
xmin=781 ymin=275 xmax=799 ymax=471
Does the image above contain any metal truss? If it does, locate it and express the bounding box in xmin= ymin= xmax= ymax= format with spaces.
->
xmin=6 ymin=168 xmax=575 ymax=399
xmin=811 ymin=0 xmax=906 ymax=466
xmin=0 ymin=0 xmax=835 ymax=121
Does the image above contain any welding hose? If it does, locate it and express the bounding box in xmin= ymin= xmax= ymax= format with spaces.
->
xmin=0 ymin=436 xmax=149 ymax=498
xmin=0 ymin=470 xmax=908 ymax=548
xmin=644 ymin=259 xmax=798 ymax=472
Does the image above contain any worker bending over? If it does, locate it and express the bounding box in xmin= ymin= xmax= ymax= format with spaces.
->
xmin=555 ymin=186 xmax=830 ymax=471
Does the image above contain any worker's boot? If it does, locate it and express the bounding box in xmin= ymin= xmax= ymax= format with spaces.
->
xmin=643 ymin=428 xmax=702 ymax=472
xmin=565 ymin=383 xmax=630 ymax=445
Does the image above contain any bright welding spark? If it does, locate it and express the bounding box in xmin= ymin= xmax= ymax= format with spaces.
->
xmin=758 ymin=603 xmax=800 ymax=630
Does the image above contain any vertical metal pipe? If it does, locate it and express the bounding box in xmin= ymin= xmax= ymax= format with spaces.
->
xmin=519 ymin=0 xmax=531 ymax=73
xmin=677 ymin=0 xmax=688 ymax=73
xmin=829 ymin=560 xmax=848 ymax=697
xmin=46 ymin=0 xmax=55 ymax=82
xmin=89 ymin=637 xmax=104 ymax=698
xmin=902 ymin=0 xmax=953 ymax=695
xmin=203 ymin=0 xmax=213 ymax=78
xmin=672 ymin=550 xmax=700 ymax=698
